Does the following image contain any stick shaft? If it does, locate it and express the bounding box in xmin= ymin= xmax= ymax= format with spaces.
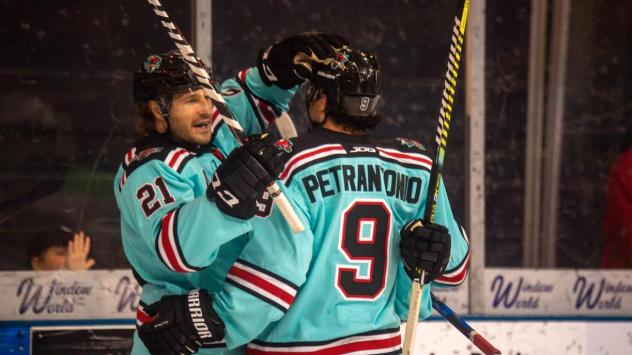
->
xmin=146 ymin=0 xmax=304 ymax=233
xmin=424 ymin=0 xmax=469 ymax=223
xmin=403 ymin=0 xmax=469 ymax=353
xmin=431 ymin=293 xmax=501 ymax=355
xmin=402 ymin=271 xmax=424 ymax=355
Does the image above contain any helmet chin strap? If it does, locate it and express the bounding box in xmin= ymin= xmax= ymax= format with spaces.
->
xmin=155 ymin=96 xmax=175 ymax=139
xmin=156 ymin=96 xmax=172 ymax=120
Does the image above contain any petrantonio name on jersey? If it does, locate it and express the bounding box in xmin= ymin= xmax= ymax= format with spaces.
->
xmin=188 ymin=290 xmax=214 ymax=339
xmin=302 ymin=164 xmax=423 ymax=204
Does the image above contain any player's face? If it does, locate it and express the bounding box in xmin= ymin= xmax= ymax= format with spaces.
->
xmin=168 ymin=89 xmax=214 ymax=145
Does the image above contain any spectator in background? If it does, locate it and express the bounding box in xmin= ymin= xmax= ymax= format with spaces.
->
xmin=601 ymin=132 xmax=632 ymax=268
xmin=28 ymin=228 xmax=96 ymax=271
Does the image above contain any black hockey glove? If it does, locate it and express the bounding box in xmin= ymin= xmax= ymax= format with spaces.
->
xmin=137 ymin=289 xmax=225 ymax=355
xmin=258 ymin=32 xmax=350 ymax=89
xmin=315 ymin=32 xmax=349 ymax=53
xmin=207 ymin=134 xmax=284 ymax=219
xmin=400 ymin=219 xmax=451 ymax=283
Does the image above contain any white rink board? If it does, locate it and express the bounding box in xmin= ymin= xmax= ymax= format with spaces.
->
xmin=0 ymin=270 xmax=139 ymax=320
xmin=483 ymin=268 xmax=632 ymax=315
xmin=404 ymin=320 xmax=632 ymax=355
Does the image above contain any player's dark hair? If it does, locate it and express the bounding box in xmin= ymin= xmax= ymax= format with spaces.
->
xmin=329 ymin=111 xmax=382 ymax=131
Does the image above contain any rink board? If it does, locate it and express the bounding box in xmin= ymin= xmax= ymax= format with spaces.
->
xmin=0 ymin=269 xmax=631 ymax=354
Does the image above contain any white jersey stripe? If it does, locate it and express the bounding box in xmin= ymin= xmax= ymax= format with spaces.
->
xmin=165 ymin=211 xmax=194 ymax=272
xmin=164 ymin=148 xmax=191 ymax=172
xmin=281 ymin=144 xmax=347 ymax=183
xmin=157 ymin=210 xmax=196 ymax=273
xmin=247 ymin=329 xmax=401 ymax=353
xmin=376 ymin=147 xmax=432 ymax=170
xmin=435 ymin=226 xmax=470 ymax=285
xmin=226 ymin=273 xmax=292 ymax=310
xmin=233 ymin=261 xmax=298 ymax=296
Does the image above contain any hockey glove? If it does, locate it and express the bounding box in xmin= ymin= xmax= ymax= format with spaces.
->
xmin=137 ymin=289 xmax=225 ymax=355
xmin=258 ymin=32 xmax=349 ymax=89
xmin=316 ymin=32 xmax=349 ymax=53
xmin=400 ymin=219 xmax=451 ymax=283
xmin=207 ymin=134 xmax=284 ymax=220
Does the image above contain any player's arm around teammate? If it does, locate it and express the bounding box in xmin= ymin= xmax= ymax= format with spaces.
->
xmin=127 ymin=33 xmax=347 ymax=355
xmin=115 ymin=52 xmax=283 ymax=355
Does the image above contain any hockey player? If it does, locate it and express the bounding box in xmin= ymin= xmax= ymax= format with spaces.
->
xmin=116 ymin=33 xmax=348 ymax=355
xmin=140 ymin=48 xmax=470 ymax=353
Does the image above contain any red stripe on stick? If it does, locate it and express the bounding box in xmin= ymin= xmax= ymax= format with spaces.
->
xmin=472 ymin=333 xmax=502 ymax=355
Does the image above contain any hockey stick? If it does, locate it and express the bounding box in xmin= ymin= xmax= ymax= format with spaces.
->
xmin=431 ymin=293 xmax=501 ymax=355
xmin=145 ymin=0 xmax=304 ymax=233
xmin=402 ymin=0 xmax=470 ymax=353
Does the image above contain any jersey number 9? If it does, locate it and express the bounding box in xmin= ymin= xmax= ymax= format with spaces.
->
xmin=335 ymin=199 xmax=391 ymax=300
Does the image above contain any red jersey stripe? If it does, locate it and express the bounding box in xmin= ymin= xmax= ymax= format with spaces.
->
xmin=229 ymin=265 xmax=295 ymax=306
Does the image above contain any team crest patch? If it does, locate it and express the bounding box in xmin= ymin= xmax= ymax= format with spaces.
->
xmin=397 ymin=137 xmax=425 ymax=150
xmin=144 ymin=55 xmax=162 ymax=73
xmin=274 ymin=139 xmax=294 ymax=153
xmin=330 ymin=52 xmax=349 ymax=69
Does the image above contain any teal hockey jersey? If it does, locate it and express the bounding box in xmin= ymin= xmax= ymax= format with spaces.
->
xmin=213 ymin=127 xmax=470 ymax=354
xmin=114 ymin=67 xmax=296 ymax=355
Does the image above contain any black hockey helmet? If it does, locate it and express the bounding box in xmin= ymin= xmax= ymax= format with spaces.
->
xmin=133 ymin=51 xmax=210 ymax=104
xmin=306 ymin=49 xmax=382 ymax=118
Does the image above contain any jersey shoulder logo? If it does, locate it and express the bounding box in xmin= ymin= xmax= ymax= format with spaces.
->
xmin=134 ymin=147 xmax=164 ymax=163
xmin=397 ymin=137 xmax=425 ymax=151
xmin=274 ymin=139 xmax=294 ymax=154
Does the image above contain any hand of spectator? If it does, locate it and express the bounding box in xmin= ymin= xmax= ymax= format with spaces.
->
xmin=65 ymin=231 xmax=96 ymax=270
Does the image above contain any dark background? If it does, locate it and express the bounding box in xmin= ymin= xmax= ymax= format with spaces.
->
xmin=0 ymin=0 xmax=630 ymax=269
